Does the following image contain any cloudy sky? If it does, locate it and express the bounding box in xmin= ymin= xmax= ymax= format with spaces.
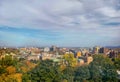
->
xmin=0 ymin=0 xmax=120 ymax=47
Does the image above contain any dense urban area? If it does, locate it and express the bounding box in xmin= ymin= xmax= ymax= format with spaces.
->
xmin=0 ymin=46 xmax=120 ymax=82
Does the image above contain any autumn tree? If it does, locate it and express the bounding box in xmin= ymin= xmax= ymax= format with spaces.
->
xmin=6 ymin=66 xmax=16 ymax=74
xmin=63 ymin=53 xmax=77 ymax=67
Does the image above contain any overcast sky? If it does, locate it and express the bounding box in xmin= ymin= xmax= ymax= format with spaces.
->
xmin=0 ymin=0 xmax=120 ymax=47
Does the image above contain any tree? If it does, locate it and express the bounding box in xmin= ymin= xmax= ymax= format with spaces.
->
xmin=74 ymin=65 xmax=90 ymax=82
xmin=89 ymin=55 xmax=118 ymax=82
xmin=23 ymin=60 xmax=62 ymax=82
xmin=0 ymin=73 xmax=22 ymax=82
xmin=22 ymin=73 xmax=31 ymax=82
xmin=114 ymin=58 xmax=120 ymax=70
xmin=102 ymin=63 xmax=118 ymax=82
xmin=89 ymin=62 xmax=102 ymax=82
xmin=0 ymin=55 xmax=18 ymax=67
xmin=0 ymin=67 xmax=6 ymax=75
xmin=62 ymin=66 xmax=74 ymax=82
xmin=63 ymin=53 xmax=77 ymax=67
xmin=6 ymin=66 xmax=16 ymax=74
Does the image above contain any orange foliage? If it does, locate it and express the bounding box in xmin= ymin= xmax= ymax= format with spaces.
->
xmin=12 ymin=73 xmax=22 ymax=82
xmin=25 ymin=61 xmax=36 ymax=70
xmin=6 ymin=66 xmax=16 ymax=74
xmin=26 ymin=61 xmax=31 ymax=66
xmin=0 ymin=73 xmax=22 ymax=82
xmin=60 ymin=65 xmax=66 ymax=71
xmin=20 ymin=66 xmax=28 ymax=73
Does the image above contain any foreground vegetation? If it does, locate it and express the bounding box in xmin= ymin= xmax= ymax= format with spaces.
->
xmin=0 ymin=49 xmax=120 ymax=82
xmin=22 ymin=55 xmax=120 ymax=82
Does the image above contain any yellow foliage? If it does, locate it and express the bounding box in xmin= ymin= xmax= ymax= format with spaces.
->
xmin=13 ymin=73 xmax=22 ymax=82
xmin=60 ymin=65 xmax=66 ymax=71
xmin=6 ymin=66 xmax=16 ymax=74
xmin=71 ymin=58 xmax=77 ymax=67
xmin=63 ymin=53 xmax=77 ymax=67
xmin=0 ymin=73 xmax=22 ymax=82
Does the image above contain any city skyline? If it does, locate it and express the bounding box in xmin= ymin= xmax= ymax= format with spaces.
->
xmin=0 ymin=0 xmax=120 ymax=47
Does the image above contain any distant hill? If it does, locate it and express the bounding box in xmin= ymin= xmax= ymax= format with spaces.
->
xmin=105 ymin=46 xmax=120 ymax=48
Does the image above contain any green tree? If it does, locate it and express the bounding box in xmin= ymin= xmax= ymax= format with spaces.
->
xmin=89 ymin=62 xmax=102 ymax=82
xmin=0 ymin=67 xmax=6 ymax=75
xmin=0 ymin=55 xmax=17 ymax=67
xmin=89 ymin=55 xmax=118 ymax=82
xmin=24 ymin=59 xmax=62 ymax=82
xmin=74 ymin=66 xmax=90 ymax=82
xmin=114 ymin=58 xmax=120 ymax=70
xmin=62 ymin=66 xmax=74 ymax=82
xmin=22 ymin=73 xmax=31 ymax=82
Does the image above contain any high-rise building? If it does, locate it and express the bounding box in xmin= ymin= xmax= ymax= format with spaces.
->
xmin=50 ymin=45 xmax=57 ymax=51
xmin=93 ymin=46 xmax=100 ymax=54
xmin=99 ymin=47 xmax=109 ymax=54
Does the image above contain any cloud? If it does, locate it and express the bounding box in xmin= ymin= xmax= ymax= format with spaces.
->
xmin=0 ymin=0 xmax=120 ymax=46
xmin=97 ymin=7 xmax=119 ymax=17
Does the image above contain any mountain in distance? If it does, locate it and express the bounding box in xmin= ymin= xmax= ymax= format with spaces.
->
xmin=105 ymin=45 xmax=120 ymax=48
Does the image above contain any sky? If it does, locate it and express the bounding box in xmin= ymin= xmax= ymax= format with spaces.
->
xmin=0 ymin=0 xmax=120 ymax=47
